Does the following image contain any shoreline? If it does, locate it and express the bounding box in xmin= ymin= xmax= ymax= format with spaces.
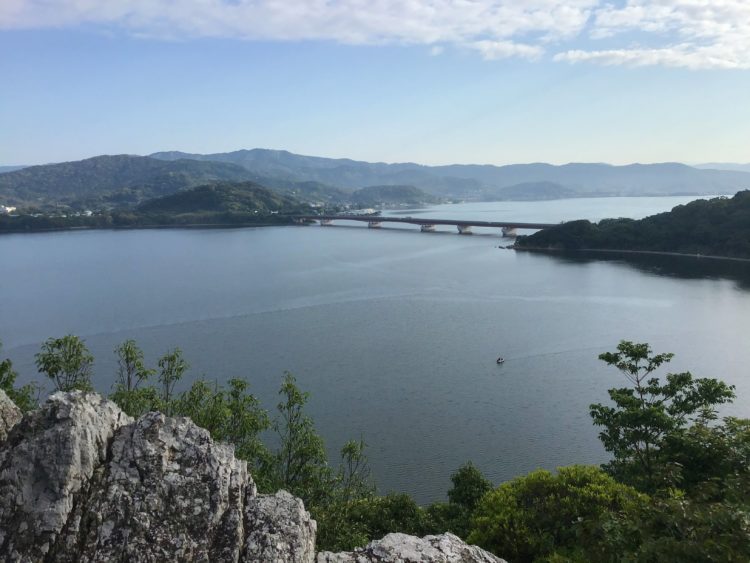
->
xmin=513 ymin=245 xmax=750 ymax=263
xmin=0 ymin=221 xmax=293 ymax=236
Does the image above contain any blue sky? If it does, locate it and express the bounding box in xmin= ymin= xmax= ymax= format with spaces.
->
xmin=1 ymin=1 xmax=749 ymax=166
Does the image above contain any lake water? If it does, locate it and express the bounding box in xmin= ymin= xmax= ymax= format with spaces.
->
xmin=3 ymin=195 xmax=750 ymax=503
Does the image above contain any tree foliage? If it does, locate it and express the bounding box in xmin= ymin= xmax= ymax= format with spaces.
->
xmin=109 ymin=340 xmax=157 ymax=417
xmin=516 ymin=191 xmax=750 ymax=259
xmin=157 ymin=348 xmax=189 ymax=415
xmin=35 ymin=335 xmax=94 ymax=392
xmin=0 ymin=342 xmax=37 ymax=412
xmin=269 ymin=372 xmax=330 ymax=502
xmin=469 ymin=465 xmax=645 ymax=562
xmin=589 ymin=479 xmax=750 ymax=562
xmin=591 ymin=341 xmax=735 ymax=491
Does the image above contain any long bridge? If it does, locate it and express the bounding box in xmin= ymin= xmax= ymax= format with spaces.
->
xmin=294 ymin=215 xmax=559 ymax=236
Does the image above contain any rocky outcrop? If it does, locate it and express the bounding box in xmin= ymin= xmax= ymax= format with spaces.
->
xmin=318 ymin=533 xmax=506 ymax=563
xmin=244 ymin=490 xmax=317 ymax=562
xmin=0 ymin=390 xmax=21 ymax=442
xmin=0 ymin=392 xmax=315 ymax=562
xmin=0 ymin=391 xmax=130 ymax=560
xmin=0 ymin=392 xmax=499 ymax=563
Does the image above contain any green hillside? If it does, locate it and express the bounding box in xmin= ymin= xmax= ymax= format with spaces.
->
xmin=516 ymin=191 xmax=750 ymax=259
xmin=0 ymin=155 xmax=254 ymax=208
xmin=137 ymin=181 xmax=307 ymax=214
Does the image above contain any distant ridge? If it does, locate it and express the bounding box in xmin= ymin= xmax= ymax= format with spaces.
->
xmin=3 ymin=150 xmax=750 ymax=210
xmin=0 ymin=165 xmax=26 ymax=174
xmin=696 ymin=163 xmax=750 ymax=173
xmin=150 ymin=149 xmax=750 ymax=199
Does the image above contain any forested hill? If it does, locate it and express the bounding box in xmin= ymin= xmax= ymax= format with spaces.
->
xmin=348 ymin=185 xmax=439 ymax=206
xmin=0 ymin=155 xmax=254 ymax=207
xmin=0 ymin=182 xmax=311 ymax=233
xmin=515 ymin=191 xmax=750 ymax=259
xmin=137 ymin=182 xmax=308 ymax=215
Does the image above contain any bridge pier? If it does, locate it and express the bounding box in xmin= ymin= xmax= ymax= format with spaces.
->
xmin=457 ymin=225 xmax=472 ymax=235
xmin=368 ymin=221 xmax=382 ymax=228
xmin=420 ymin=224 xmax=436 ymax=232
xmin=502 ymin=226 xmax=517 ymax=237
xmin=320 ymin=219 xmax=333 ymax=226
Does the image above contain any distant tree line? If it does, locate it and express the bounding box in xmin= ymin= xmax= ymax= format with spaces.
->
xmin=0 ymin=210 xmax=299 ymax=233
xmin=1 ymin=337 xmax=748 ymax=559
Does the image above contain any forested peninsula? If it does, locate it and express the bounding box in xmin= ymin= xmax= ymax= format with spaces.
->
xmin=515 ymin=191 xmax=750 ymax=260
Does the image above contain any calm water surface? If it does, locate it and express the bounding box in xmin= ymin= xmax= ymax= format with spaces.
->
xmin=3 ymin=196 xmax=750 ymax=503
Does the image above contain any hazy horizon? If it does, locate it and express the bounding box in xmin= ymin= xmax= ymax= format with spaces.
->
xmin=2 ymin=148 xmax=749 ymax=170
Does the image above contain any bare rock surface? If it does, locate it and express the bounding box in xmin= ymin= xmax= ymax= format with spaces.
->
xmin=74 ymin=412 xmax=256 ymax=562
xmin=0 ymin=390 xmax=22 ymax=442
xmin=317 ymin=533 xmax=506 ymax=563
xmin=0 ymin=392 xmax=315 ymax=562
xmin=0 ymin=391 xmax=130 ymax=560
xmin=243 ymin=489 xmax=317 ymax=562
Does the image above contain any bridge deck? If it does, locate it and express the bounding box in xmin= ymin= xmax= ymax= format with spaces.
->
xmin=296 ymin=215 xmax=558 ymax=229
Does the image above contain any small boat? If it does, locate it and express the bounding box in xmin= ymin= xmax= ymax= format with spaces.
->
xmin=496 ymin=357 xmax=505 ymax=364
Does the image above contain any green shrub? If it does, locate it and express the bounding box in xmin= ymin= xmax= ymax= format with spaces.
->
xmin=469 ymin=465 xmax=646 ymax=562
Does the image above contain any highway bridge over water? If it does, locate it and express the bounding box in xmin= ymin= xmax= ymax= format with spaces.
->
xmin=295 ymin=215 xmax=559 ymax=236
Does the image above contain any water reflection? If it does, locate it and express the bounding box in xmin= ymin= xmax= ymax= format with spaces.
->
xmin=539 ymin=250 xmax=750 ymax=290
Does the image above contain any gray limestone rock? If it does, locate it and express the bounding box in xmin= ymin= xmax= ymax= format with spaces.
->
xmin=74 ymin=412 xmax=256 ymax=562
xmin=0 ymin=391 xmax=131 ymax=561
xmin=0 ymin=390 xmax=22 ymax=443
xmin=317 ymin=532 xmax=506 ymax=563
xmin=0 ymin=392 xmax=316 ymax=563
xmin=243 ymin=489 xmax=317 ymax=563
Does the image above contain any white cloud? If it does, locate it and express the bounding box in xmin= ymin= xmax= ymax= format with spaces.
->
xmin=471 ymin=40 xmax=543 ymax=61
xmin=561 ymin=0 xmax=750 ymax=69
xmin=0 ymin=0 xmax=596 ymax=59
xmin=2 ymin=1 xmax=749 ymax=69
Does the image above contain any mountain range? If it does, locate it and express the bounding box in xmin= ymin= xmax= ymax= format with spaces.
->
xmin=2 ymin=149 xmax=750 ymax=210
xmin=149 ymin=149 xmax=750 ymax=198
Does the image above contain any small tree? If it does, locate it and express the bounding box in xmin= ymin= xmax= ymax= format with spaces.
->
xmin=110 ymin=339 xmax=157 ymax=417
xmin=115 ymin=339 xmax=154 ymax=393
xmin=434 ymin=461 xmax=494 ymax=538
xmin=35 ymin=335 xmax=94 ymax=392
xmin=448 ymin=462 xmax=492 ymax=512
xmin=591 ymin=341 xmax=735 ymax=491
xmin=271 ymin=372 xmax=329 ymax=503
xmin=157 ymin=348 xmax=188 ymax=415
xmin=314 ymin=439 xmax=375 ymax=552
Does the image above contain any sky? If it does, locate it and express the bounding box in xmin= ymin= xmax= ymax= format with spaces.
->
xmin=1 ymin=1 xmax=749 ymax=166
